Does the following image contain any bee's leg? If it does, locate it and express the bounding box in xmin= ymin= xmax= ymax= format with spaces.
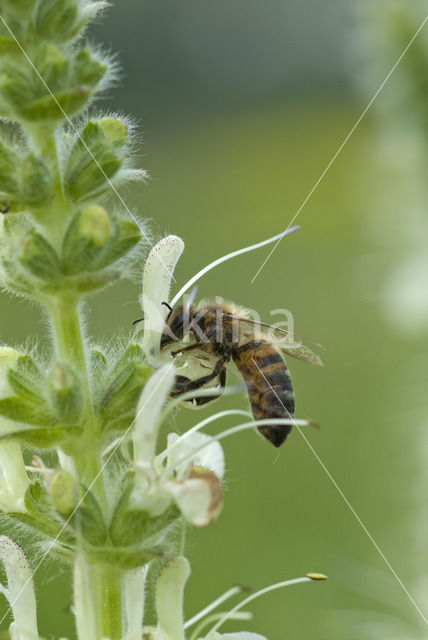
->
xmin=187 ymin=367 xmax=227 ymax=406
xmin=170 ymin=342 xmax=210 ymax=357
xmin=171 ymin=356 xmax=228 ymax=398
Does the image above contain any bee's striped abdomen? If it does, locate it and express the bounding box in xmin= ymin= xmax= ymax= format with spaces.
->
xmin=232 ymin=340 xmax=295 ymax=447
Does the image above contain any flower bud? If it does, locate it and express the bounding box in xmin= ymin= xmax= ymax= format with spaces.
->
xmin=50 ymin=469 xmax=80 ymax=517
xmin=49 ymin=363 xmax=83 ymax=423
xmin=64 ymin=117 xmax=129 ymax=202
xmin=20 ymin=230 xmax=61 ymax=280
xmin=62 ymin=205 xmax=111 ymax=273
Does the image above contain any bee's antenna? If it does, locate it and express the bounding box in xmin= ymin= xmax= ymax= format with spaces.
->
xmin=132 ymin=316 xmax=144 ymax=325
xmin=161 ymin=301 xmax=173 ymax=312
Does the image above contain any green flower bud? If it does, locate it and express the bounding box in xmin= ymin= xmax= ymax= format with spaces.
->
xmin=64 ymin=118 xmax=129 ymax=202
xmin=20 ymin=230 xmax=61 ymax=280
xmin=49 ymin=363 xmax=83 ymax=423
xmin=50 ymin=470 xmax=80 ymax=517
xmin=98 ymin=117 xmax=128 ymax=147
xmin=62 ymin=205 xmax=111 ymax=274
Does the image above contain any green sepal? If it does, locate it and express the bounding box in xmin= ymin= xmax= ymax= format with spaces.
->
xmin=74 ymin=485 xmax=107 ymax=546
xmin=20 ymin=153 xmax=53 ymax=205
xmin=7 ymin=368 xmax=44 ymax=403
xmin=88 ymin=545 xmax=164 ymax=570
xmin=62 ymin=205 xmax=111 ymax=274
xmin=45 ymin=271 xmax=120 ymax=295
xmin=37 ymin=43 xmax=68 ymax=89
xmin=110 ymin=472 xmax=180 ymax=546
xmin=49 ymin=363 xmax=83 ymax=424
xmin=73 ymin=49 xmax=107 ymax=87
xmin=20 ymin=230 xmax=61 ymax=280
xmin=95 ymin=218 xmax=142 ymax=269
xmin=19 ymin=87 xmax=91 ymax=122
xmin=0 ymin=396 xmax=55 ymax=426
xmin=0 ymin=139 xmax=19 ymax=194
xmin=100 ymin=345 xmax=151 ymax=428
xmin=21 ymin=480 xmax=77 ymax=544
xmin=90 ymin=348 xmax=107 ymax=377
xmin=0 ymin=423 xmax=82 ymax=448
xmin=64 ymin=118 xmax=128 ymax=202
xmin=33 ymin=0 xmax=80 ymax=43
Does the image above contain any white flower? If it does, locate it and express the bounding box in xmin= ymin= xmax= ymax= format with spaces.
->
xmin=0 ymin=536 xmax=39 ymax=640
xmin=132 ymin=366 xmax=225 ymax=526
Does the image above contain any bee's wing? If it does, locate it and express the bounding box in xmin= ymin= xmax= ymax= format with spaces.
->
xmin=224 ymin=313 xmax=324 ymax=366
xmin=278 ymin=342 xmax=323 ymax=367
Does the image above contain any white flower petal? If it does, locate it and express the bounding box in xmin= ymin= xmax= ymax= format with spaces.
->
xmin=166 ymin=432 xmax=225 ymax=479
xmin=133 ymin=364 xmax=176 ymax=466
xmin=0 ymin=536 xmax=39 ymax=640
xmin=156 ymin=556 xmax=190 ymax=640
xmin=139 ymin=235 xmax=184 ymax=364
xmin=168 ymin=471 xmax=223 ymax=527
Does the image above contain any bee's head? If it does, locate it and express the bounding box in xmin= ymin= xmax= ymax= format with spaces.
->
xmin=160 ymin=304 xmax=194 ymax=348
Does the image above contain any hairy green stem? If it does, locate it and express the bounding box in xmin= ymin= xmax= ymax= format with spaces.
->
xmin=91 ymin=563 xmax=123 ymax=640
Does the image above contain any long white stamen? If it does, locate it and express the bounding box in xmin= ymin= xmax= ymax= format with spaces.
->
xmin=184 ymin=585 xmax=244 ymax=629
xmin=209 ymin=576 xmax=312 ymax=634
xmin=189 ymin=611 xmax=252 ymax=640
xmin=170 ymin=227 xmax=300 ymax=307
xmin=167 ymin=418 xmax=308 ymax=473
xmin=158 ymin=410 xmax=251 ymax=463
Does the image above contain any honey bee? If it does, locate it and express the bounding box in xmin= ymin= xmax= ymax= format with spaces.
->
xmin=160 ymin=300 xmax=322 ymax=447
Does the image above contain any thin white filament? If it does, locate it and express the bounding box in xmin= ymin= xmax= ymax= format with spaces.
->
xmin=184 ymin=585 xmax=244 ymax=629
xmin=170 ymin=227 xmax=300 ymax=307
xmin=189 ymin=612 xmax=252 ymax=640
xmin=158 ymin=410 xmax=252 ymax=464
xmin=166 ymin=418 xmax=309 ymax=474
xmin=209 ymin=577 xmax=311 ymax=634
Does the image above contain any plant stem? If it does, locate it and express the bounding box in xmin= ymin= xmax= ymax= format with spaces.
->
xmin=91 ymin=562 xmax=123 ymax=640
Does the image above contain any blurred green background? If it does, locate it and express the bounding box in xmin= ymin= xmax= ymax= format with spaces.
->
xmin=2 ymin=1 xmax=428 ymax=638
